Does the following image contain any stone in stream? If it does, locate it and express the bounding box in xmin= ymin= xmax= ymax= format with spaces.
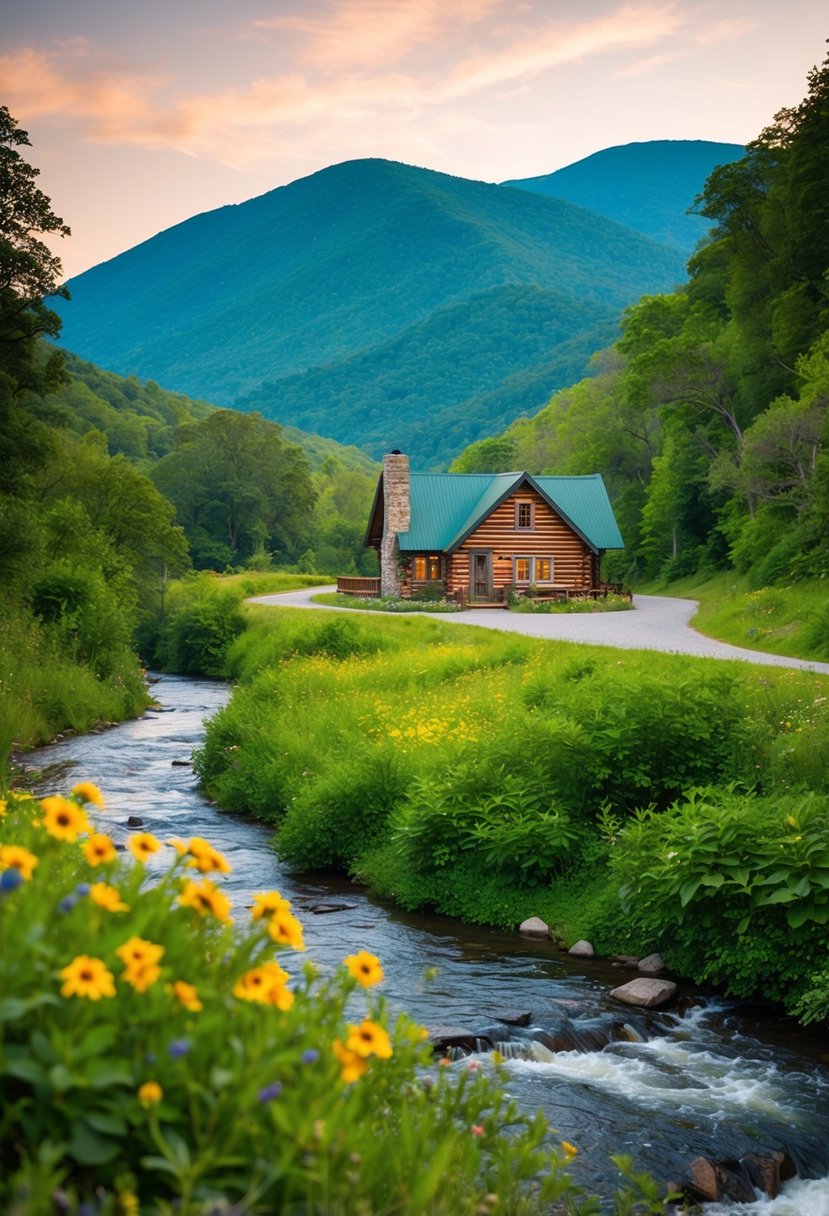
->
xmin=684 ymin=1151 xmax=796 ymax=1204
xmin=495 ymin=1010 xmax=533 ymax=1027
xmin=568 ymin=939 xmax=595 ymax=958
xmin=171 ymin=759 xmax=192 ymax=767
xmin=610 ymin=977 xmax=677 ymax=1008
xmin=637 ymin=952 xmax=666 ymax=974
xmin=427 ymin=1026 xmax=493 ymax=1055
xmin=304 ymin=901 xmax=358 ymax=915
xmin=518 ymin=916 xmax=549 ymax=937
xmin=126 ymin=815 xmax=144 ymax=828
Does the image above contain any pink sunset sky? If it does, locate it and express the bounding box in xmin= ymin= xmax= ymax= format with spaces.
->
xmin=3 ymin=0 xmax=827 ymax=279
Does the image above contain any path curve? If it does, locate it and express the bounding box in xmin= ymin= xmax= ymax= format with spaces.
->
xmin=249 ymin=587 xmax=829 ymax=675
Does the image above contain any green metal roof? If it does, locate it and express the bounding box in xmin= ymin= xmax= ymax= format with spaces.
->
xmin=397 ymin=472 xmax=624 ymax=552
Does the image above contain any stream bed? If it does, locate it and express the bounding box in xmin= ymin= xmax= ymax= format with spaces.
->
xmin=23 ymin=674 xmax=829 ymax=1213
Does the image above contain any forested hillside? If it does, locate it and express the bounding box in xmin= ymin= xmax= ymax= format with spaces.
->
xmin=454 ymin=54 xmax=829 ymax=598
xmin=504 ymin=140 xmax=745 ymax=253
xmin=54 ymin=158 xmax=686 ymax=463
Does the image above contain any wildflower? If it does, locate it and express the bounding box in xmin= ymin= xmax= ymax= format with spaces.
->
xmin=0 ymin=843 xmax=38 ymax=881
xmin=137 ymin=1081 xmax=163 ymax=1107
xmin=40 ymin=796 xmax=91 ymax=842
xmin=346 ymin=1019 xmax=393 ymax=1060
xmin=75 ymin=882 xmax=90 ymax=897
xmin=59 ymin=955 xmax=116 ymax=1000
xmin=178 ymin=878 xmax=232 ymax=922
xmin=122 ymin=960 xmax=163 ymax=993
xmin=233 ymin=962 xmax=294 ymax=1009
xmin=168 ymin=1038 xmax=190 ymax=1058
xmin=128 ymin=832 xmax=162 ymax=862
xmin=267 ymin=907 xmax=305 ymax=951
xmin=90 ymin=882 xmax=129 ymax=913
xmin=82 ymin=833 xmax=117 ymax=866
xmin=58 ymin=894 xmax=78 ymax=915
xmin=344 ymin=949 xmax=384 ymax=988
xmin=471 ymin=1124 xmax=485 ymax=1137
xmin=168 ymin=837 xmax=189 ymax=854
xmin=117 ymin=937 xmax=165 ymax=968
xmin=169 ymin=979 xmax=203 ymax=1012
xmin=71 ymin=781 xmax=105 ymax=809
xmin=258 ymin=1081 xmax=283 ymax=1103
xmin=0 ymin=868 xmax=23 ymax=894
xmin=252 ymin=890 xmax=292 ymax=920
xmin=561 ymin=1141 xmax=578 ymax=1158
xmin=0 ymin=798 xmax=6 ymax=818
xmin=186 ymin=836 xmax=231 ymax=874
xmin=301 ymin=1048 xmax=320 ymax=1065
xmin=117 ymin=1192 xmax=139 ymax=1216
xmin=466 ymin=1059 xmax=482 ymax=1071
xmin=332 ymin=1039 xmax=369 ymax=1084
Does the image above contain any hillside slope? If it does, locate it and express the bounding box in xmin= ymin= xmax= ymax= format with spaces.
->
xmin=55 ymin=158 xmax=686 ymax=462
xmin=503 ymin=140 xmax=745 ymax=252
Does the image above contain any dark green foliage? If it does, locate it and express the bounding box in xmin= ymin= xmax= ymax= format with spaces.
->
xmin=504 ymin=139 xmax=745 ymax=253
xmin=54 ymin=157 xmax=685 ymax=464
xmin=152 ymin=576 xmax=245 ymax=676
xmin=611 ymin=787 xmax=829 ymax=1008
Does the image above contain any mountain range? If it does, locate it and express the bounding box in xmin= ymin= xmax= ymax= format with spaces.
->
xmin=55 ymin=142 xmax=743 ymax=466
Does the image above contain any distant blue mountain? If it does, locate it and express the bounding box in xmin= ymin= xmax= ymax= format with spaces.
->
xmin=55 ymin=157 xmax=687 ymax=465
xmin=502 ymin=140 xmax=745 ymax=253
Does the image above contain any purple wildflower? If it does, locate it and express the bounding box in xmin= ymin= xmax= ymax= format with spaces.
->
xmin=257 ymin=1081 xmax=283 ymax=1104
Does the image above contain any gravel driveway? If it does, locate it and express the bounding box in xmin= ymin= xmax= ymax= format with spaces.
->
xmin=249 ymin=587 xmax=829 ymax=675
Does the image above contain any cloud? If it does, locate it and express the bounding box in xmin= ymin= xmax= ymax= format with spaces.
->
xmin=1 ymin=2 xmax=688 ymax=170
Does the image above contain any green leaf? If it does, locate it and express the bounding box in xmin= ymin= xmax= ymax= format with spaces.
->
xmin=679 ymin=878 xmax=702 ymax=907
xmin=0 ymin=993 xmax=61 ymax=1022
xmin=85 ymin=1060 xmax=133 ymax=1089
xmin=68 ymin=1123 xmax=120 ymax=1166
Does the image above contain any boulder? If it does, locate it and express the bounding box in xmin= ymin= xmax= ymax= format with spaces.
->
xmin=638 ymin=952 xmax=666 ymax=974
xmin=568 ymin=940 xmax=595 ymax=958
xmin=126 ymin=815 xmax=144 ymax=828
xmin=612 ymin=954 xmax=640 ymax=967
xmin=519 ymin=917 xmax=550 ymax=937
xmin=610 ymin=978 xmax=677 ymax=1008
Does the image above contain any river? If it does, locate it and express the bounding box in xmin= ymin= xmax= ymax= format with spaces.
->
xmin=24 ymin=674 xmax=829 ymax=1214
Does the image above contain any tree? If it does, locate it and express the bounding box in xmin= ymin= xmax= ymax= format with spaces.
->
xmin=0 ymin=106 xmax=70 ymax=399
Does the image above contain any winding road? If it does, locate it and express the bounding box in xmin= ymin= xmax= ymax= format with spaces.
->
xmin=249 ymin=587 xmax=829 ymax=675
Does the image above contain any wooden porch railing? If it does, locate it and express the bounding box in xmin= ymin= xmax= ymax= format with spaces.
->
xmin=336 ymin=576 xmax=381 ymax=597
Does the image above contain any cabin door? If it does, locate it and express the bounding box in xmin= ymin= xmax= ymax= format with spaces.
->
xmin=469 ymin=551 xmax=492 ymax=601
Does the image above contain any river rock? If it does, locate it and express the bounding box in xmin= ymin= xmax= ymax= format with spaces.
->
xmin=519 ymin=917 xmax=549 ymax=937
xmin=741 ymin=1150 xmax=796 ymax=1199
xmin=637 ymin=952 xmax=666 ymax=974
xmin=171 ymin=759 xmax=192 ymax=767
xmin=427 ymin=1026 xmax=493 ymax=1054
xmin=304 ymin=901 xmax=358 ymax=914
xmin=610 ymin=978 xmax=677 ymax=1008
xmin=612 ymin=954 xmax=640 ymax=967
xmin=126 ymin=815 xmax=144 ymax=827
xmin=495 ymin=1010 xmax=532 ymax=1027
xmin=568 ymin=939 xmax=594 ymax=958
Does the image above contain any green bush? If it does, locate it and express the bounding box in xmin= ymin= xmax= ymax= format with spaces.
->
xmin=611 ymin=785 xmax=829 ymax=1010
xmin=154 ymin=576 xmax=245 ymax=675
xmin=0 ymin=784 xmax=601 ymax=1216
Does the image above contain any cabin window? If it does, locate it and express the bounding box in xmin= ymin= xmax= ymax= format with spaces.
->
xmin=515 ymin=501 xmax=534 ymax=530
xmin=513 ymin=556 xmax=554 ymax=584
xmin=413 ymin=554 xmax=441 ymax=581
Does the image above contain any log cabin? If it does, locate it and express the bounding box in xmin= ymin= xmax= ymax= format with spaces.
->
xmin=357 ymin=452 xmax=624 ymax=605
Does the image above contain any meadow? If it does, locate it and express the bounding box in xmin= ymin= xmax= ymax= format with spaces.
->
xmin=196 ymin=606 xmax=829 ymax=1024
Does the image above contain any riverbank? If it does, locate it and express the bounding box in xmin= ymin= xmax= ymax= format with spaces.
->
xmin=12 ymin=672 xmax=829 ymax=1213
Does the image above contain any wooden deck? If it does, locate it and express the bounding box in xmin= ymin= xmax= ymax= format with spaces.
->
xmin=336 ymin=576 xmax=381 ymax=597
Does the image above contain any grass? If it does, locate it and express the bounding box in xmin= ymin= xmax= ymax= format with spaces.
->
xmin=311 ymin=592 xmax=461 ymax=613
xmin=639 ymin=572 xmax=829 ymax=662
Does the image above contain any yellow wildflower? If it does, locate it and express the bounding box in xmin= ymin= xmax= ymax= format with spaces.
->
xmin=0 ymin=798 xmax=6 ymax=818
xmin=346 ymin=1019 xmax=393 ymax=1060
xmin=116 ymin=1191 xmax=139 ymax=1216
xmin=251 ymin=890 xmax=292 ymax=920
xmin=0 ymin=844 xmax=39 ymax=881
xmin=344 ymin=950 xmax=383 ymax=988
xmin=233 ymin=961 xmax=294 ymax=1009
xmin=59 ymin=955 xmax=116 ymax=1000
xmin=332 ymin=1038 xmax=369 ymax=1084
xmin=122 ymin=960 xmax=162 ymax=993
xmin=90 ymin=882 xmax=129 ymax=912
xmin=267 ymin=907 xmax=306 ymax=951
xmin=71 ymin=781 xmax=105 ymax=809
xmin=186 ymin=836 xmax=231 ymax=874
xmin=178 ymin=878 xmax=232 ymax=922
xmin=137 ymin=1081 xmax=163 ymax=1107
xmin=82 ymin=833 xmax=117 ymax=866
xmin=128 ymin=832 xmax=162 ymax=862
xmin=40 ymin=796 xmax=91 ymax=842
xmin=117 ymin=937 xmax=165 ymax=967
xmin=169 ymin=979 xmax=203 ymax=1012
xmin=561 ymin=1141 xmax=578 ymax=1159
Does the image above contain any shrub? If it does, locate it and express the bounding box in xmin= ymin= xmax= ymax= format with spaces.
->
xmin=0 ymin=784 xmax=599 ymax=1216
xmin=611 ymin=785 xmax=829 ymax=1010
xmin=154 ymin=576 xmax=245 ymax=675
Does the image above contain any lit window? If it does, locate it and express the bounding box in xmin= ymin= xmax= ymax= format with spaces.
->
xmin=413 ymin=555 xmax=441 ymax=581
xmin=535 ymin=558 xmax=552 ymax=582
xmin=515 ymin=502 xmax=533 ymax=530
xmin=515 ymin=557 xmax=531 ymax=582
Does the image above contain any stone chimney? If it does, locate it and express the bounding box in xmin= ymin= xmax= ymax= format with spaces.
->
xmin=381 ymin=451 xmax=410 ymax=598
